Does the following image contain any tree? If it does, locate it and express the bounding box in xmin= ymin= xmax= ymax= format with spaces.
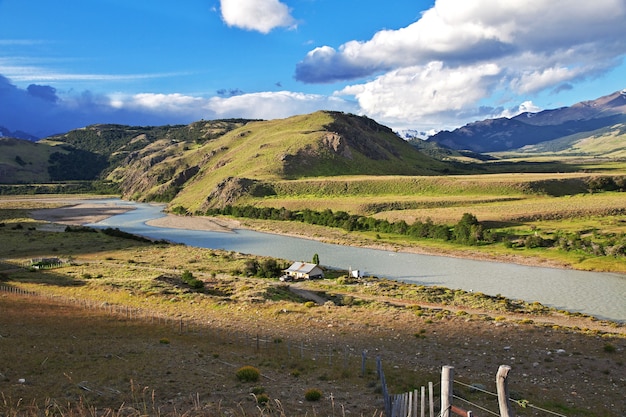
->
xmin=312 ymin=253 xmax=320 ymax=265
xmin=454 ymin=213 xmax=483 ymax=245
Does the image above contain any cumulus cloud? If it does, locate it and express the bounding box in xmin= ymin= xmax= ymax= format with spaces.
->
xmin=0 ymin=75 xmax=205 ymax=137
xmin=499 ymin=101 xmax=542 ymax=118
xmin=299 ymin=0 xmax=626 ymax=129
xmin=338 ymin=62 xmax=503 ymax=130
xmin=206 ymin=90 xmax=357 ymax=120
xmin=298 ymin=0 xmax=626 ymax=84
xmin=220 ymin=0 xmax=296 ymax=34
xmin=0 ymin=74 xmax=356 ymax=138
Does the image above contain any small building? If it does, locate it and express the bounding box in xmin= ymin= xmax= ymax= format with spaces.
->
xmin=350 ymin=269 xmax=362 ymax=279
xmin=282 ymin=262 xmax=324 ymax=280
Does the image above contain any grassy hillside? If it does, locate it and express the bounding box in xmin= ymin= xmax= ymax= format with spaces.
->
xmin=0 ymin=138 xmax=56 ymax=183
xmin=1 ymin=197 xmax=622 ymax=417
xmin=492 ymin=117 xmax=626 ymax=159
xmin=158 ymin=112 xmax=449 ymax=211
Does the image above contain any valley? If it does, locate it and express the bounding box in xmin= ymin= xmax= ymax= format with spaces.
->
xmin=0 ymin=196 xmax=624 ymax=417
xmin=1 ymin=93 xmax=626 ymax=416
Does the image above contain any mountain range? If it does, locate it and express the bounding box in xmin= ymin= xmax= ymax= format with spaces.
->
xmin=1 ymin=90 xmax=625 ymax=209
xmin=427 ymin=89 xmax=626 ymax=153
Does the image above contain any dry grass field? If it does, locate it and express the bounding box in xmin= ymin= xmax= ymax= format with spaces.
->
xmin=0 ymin=196 xmax=624 ymax=416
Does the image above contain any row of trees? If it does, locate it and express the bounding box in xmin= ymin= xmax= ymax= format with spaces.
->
xmin=202 ymin=205 xmax=626 ymax=257
xmin=203 ymin=206 xmax=487 ymax=246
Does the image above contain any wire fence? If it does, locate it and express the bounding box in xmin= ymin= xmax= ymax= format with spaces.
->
xmin=1 ymin=284 xmax=574 ymax=417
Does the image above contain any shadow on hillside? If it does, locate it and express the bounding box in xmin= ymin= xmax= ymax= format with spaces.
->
xmin=2 ymin=267 xmax=88 ymax=287
xmin=481 ymin=220 xmax=524 ymax=229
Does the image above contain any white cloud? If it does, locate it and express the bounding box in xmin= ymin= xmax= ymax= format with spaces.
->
xmin=499 ymin=101 xmax=542 ymax=118
xmin=297 ymin=0 xmax=626 ymax=130
xmin=75 ymin=91 xmax=358 ymax=128
xmin=298 ymin=0 xmax=626 ymax=83
xmin=208 ymin=91 xmax=356 ymax=119
xmin=220 ymin=0 xmax=296 ymax=34
xmin=337 ymin=62 xmax=501 ymax=128
xmin=111 ymin=91 xmax=355 ymax=120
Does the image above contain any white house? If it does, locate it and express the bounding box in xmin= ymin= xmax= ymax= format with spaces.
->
xmin=282 ymin=262 xmax=324 ymax=280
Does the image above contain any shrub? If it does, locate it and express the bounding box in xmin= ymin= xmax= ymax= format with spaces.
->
xmin=236 ymin=366 xmax=260 ymax=382
xmin=255 ymin=394 xmax=270 ymax=405
xmin=603 ymin=343 xmax=616 ymax=353
xmin=304 ymin=388 xmax=322 ymax=401
xmin=181 ymin=270 xmax=204 ymax=290
xmin=251 ymin=386 xmax=265 ymax=395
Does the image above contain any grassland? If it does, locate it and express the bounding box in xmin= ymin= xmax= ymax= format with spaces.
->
xmin=1 ymin=196 xmax=624 ymax=416
xmin=193 ymin=168 xmax=626 ymax=274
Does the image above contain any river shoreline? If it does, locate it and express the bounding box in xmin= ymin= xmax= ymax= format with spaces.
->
xmin=6 ymin=198 xmax=625 ymax=416
xmin=29 ymin=199 xmax=615 ymax=274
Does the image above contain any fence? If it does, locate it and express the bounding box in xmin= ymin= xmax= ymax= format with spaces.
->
xmin=0 ymin=284 xmax=379 ymax=368
xmin=378 ymin=360 xmax=569 ymax=417
xmin=0 ymin=285 xmax=571 ymax=417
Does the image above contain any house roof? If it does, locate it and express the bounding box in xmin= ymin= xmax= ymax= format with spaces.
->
xmin=284 ymin=262 xmax=320 ymax=274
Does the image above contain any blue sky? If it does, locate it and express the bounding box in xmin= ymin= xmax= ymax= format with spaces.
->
xmin=1 ymin=0 xmax=625 ymax=138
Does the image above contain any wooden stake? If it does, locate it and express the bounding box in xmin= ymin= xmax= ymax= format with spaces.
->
xmin=496 ymin=365 xmax=515 ymax=417
xmin=441 ymin=366 xmax=454 ymax=417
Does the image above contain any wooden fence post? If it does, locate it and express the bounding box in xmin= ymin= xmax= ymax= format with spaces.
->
xmin=441 ymin=366 xmax=454 ymax=417
xmin=428 ymin=381 xmax=434 ymax=417
xmin=496 ymin=365 xmax=515 ymax=417
xmin=361 ymin=349 xmax=367 ymax=376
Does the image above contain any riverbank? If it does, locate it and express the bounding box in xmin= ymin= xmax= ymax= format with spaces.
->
xmin=4 ymin=197 xmax=624 ymax=416
xmin=31 ymin=200 xmax=573 ymax=271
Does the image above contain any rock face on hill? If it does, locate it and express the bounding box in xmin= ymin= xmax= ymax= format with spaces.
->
xmin=2 ymin=112 xmax=450 ymax=204
xmin=39 ymin=111 xmax=446 ymax=209
xmin=427 ymin=89 xmax=626 ymax=152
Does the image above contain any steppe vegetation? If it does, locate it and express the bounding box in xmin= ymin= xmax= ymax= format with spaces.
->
xmin=2 ymin=106 xmax=626 ymax=415
xmin=174 ymin=168 xmax=626 ymax=273
xmin=0 ymin=197 xmax=624 ymax=417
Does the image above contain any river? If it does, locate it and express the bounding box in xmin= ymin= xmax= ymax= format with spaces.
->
xmin=89 ymin=199 xmax=626 ymax=322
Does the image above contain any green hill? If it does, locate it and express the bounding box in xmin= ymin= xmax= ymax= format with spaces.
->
xmin=501 ymin=117 xmax=626 ymax=158
xmin=0 ymin=137 xmax=57 ymax=183
xmin=108 ymin=111 xmax=450 ymax=211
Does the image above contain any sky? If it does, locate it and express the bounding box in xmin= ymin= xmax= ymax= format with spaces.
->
xmin=1 ymin=0 xmax=625 ymax=138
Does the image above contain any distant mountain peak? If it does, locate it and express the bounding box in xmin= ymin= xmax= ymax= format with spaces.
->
xmin=0 ymin=126 xmax=38 ymax=141
xmin=427 ymin=90 xmax=626 ymax=153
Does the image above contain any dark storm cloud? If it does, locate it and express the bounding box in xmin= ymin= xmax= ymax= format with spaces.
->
xmin=27 ymin=84 xmax=59 ymax=102
xmin=0 ymin=74 xmax=205 ymax=138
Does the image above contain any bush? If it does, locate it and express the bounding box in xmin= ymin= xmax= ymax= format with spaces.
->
xmin=603 ymin=343 xmax=616 ymax=353
xmin=236 ymin=366 xmax=260 ymax=382
xmin=255 ymin=394 xmax=270 ymax=405
xmin=181 ymin=270 xmax=204 ymax=290
xmin=305 ymin=388 xmax=322 ymax=402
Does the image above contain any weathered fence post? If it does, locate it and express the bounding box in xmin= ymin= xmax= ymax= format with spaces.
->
xmin=428 ymin=381 xmax=434 ymax=417
xmin=361 ymin=349 xmax=367 ymax=376
xmin=496 ymin=365 xmax=515 ymax=417
xmin=441 ymin=366 xmax=454 ymax=417
xmin=420 ymin=386 xmax=426 ymax=417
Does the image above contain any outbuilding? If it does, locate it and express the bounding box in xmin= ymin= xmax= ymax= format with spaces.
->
xmin=282 ymin=262 xmax=324 ymax=280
